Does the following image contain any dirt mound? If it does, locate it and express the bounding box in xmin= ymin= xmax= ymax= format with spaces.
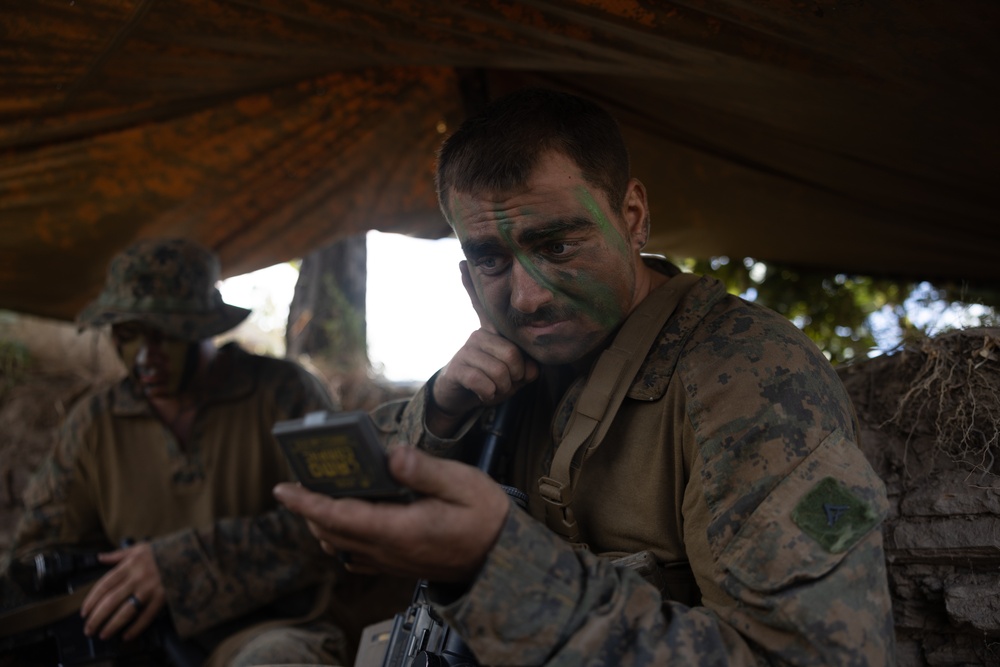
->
xmin=0 ymin=315 xmax=124 ymax=553
xmin=838 ymin=328 xmax=1000 ymax=666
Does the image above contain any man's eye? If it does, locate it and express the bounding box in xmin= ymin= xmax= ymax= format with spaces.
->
xmin=475 ymin=255 xmax=508 ymax=275
xmin=544 ymin=241 xmax=575 ymax=257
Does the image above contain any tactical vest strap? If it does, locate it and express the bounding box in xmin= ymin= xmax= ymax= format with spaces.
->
xmin=538 ymin=273 xmax=703 ymax=541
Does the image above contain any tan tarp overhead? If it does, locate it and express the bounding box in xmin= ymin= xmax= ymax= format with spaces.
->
xmin=1 ymin=1 xmax=997 ymax=322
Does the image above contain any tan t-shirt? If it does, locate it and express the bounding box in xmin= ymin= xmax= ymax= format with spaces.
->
xmin=11 ymin=343 xmax=336 ymax=636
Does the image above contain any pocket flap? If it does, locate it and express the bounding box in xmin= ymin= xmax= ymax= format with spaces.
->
xmin=720 ymin=429 xmax=888 ymax=593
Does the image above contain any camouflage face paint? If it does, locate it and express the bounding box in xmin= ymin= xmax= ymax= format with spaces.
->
xmin=114 ymin=326 xmax=198 ymax=397
xmin=571 ymin=185 xmax=633 ymax=327
xmin=574 ymin=185 xmax=630 ymax=259
xmin=491 ymin=187 xmax=630 ymax=332
xmin=448 ymin=164 xmax=639 ymax=364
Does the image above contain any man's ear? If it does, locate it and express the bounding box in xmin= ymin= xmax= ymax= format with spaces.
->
xmin=622 ymin=178 xmax=650 ymax=251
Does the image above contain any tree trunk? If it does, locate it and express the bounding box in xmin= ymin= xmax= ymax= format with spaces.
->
xmin=285 ymin=233 xmax=367 ymax=372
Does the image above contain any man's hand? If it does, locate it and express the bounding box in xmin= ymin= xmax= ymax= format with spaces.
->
xmin=429 ymin=261 xmax=538 ymax=436
xmin=80 ymin=543 xmax=165 ymax=641
xmin=274 ymin=445 xmax=510 ymax=583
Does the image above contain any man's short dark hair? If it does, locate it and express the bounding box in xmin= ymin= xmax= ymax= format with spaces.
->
xmin=436 ymin=88 xmax=631 ymax=220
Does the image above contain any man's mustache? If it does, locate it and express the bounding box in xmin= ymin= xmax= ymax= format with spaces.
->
xmin=505 ymin=305 xmax=572 ymax=328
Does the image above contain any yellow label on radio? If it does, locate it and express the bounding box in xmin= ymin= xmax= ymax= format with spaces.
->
xmin=273 ymin=411 xmax=413 ymax=502
xmin=305 ymin=447 xmax=358 ymax=478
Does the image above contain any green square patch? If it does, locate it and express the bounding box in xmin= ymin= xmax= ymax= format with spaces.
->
xmin=792 ymin=476 xmax=879 ymax=553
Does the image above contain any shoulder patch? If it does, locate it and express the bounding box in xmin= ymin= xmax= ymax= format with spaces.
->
xmin=792 ymin=476 xmax=880 ymax=553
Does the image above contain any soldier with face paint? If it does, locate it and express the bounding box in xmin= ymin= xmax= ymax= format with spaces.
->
xmin=276 ymin=89 xmax=896 ymax=666
xmin=4 ymin=238 xmax=362 ymax=665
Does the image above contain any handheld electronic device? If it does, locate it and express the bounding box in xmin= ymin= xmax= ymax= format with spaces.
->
xmin=272 ymin=410 xmax=413 ymax=503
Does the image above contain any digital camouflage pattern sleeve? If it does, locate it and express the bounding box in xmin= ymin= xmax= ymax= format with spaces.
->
xmin=151 ymin=506 xmax=335 ymax=638
xmin=391 ymin=288 xmax=895 ymax=666
xmin=436 ymin=484 xmax=892 ymax=666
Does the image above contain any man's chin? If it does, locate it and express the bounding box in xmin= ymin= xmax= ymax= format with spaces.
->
xmin=515 ymin=326 xmax=610 ymax=367
xmin=520 ymin=338 xmax=587 ymax=367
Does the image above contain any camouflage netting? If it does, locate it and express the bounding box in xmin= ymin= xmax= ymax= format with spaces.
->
xmin=2 ymin=317 xmax=998 ymax=665
xmin=838 ymin=327 xmax=1000 ymax=667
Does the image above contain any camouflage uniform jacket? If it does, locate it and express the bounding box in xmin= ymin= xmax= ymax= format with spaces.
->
xmin=8 ymin=343 xmax=337 ymax=639
xmin=394 ymin=263 xmax=896 ymax=666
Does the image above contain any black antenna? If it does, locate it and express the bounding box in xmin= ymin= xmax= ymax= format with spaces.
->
xmin=475 ymin=398 xmax=528 ymax=509
xmin=476 ymin=399 xmax=514 ymax=476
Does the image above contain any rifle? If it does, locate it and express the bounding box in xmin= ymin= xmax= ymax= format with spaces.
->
xmin=355 ymin=400 xmax=525 ymax=667
xmin=1 ymin=548 xmax=204 ymax=667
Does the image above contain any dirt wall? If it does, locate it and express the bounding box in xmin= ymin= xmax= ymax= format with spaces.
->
xmin=839 ymin=328 xmax=1000 ymax=666
xmin=0 ymin=314 xmax=123 ymax=552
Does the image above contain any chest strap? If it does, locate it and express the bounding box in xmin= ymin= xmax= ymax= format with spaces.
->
xmin=537 ymin=273 xmax=702 ymax=542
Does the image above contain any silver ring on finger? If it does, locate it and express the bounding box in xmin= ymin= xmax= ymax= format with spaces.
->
xmin=127 ymin=594 xmax=144 ymax=613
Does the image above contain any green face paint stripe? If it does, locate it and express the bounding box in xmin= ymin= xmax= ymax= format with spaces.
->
xmin=497 ymin=209 xmax=622 ymax=329
xmin=496 ymin=215 xmax=552 ymax=291
xmin=569 ymin=271 xmax=622 ymax=328
xmin=572 ymin=187 xmax=630 ymax=328
xmin=574 ymin=186 xmax=629 ymax=259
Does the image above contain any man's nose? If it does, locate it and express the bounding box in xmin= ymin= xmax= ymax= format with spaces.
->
xmin=136 ymin=336 xmax=166 ymax=362
xmin=509 ymin=260 xmax=552 ymax=314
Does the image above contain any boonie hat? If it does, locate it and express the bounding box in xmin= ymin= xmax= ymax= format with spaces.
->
xmin=77 ymin=237 xmax=251 ymax=340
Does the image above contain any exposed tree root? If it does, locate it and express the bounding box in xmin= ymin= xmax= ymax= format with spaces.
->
xmin=882 ymin=328 xmax=1000 ymax=485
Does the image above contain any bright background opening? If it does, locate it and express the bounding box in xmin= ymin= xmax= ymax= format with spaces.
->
xmin=218 ymin=231 xmax=478 ymax=383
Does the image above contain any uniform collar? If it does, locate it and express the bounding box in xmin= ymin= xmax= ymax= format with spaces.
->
xmin=626 ymin=259 xmax=728 ymax=401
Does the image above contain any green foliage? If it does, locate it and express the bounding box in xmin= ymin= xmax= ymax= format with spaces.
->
xmin=677 ymin=256 xmax=1000 ymax=366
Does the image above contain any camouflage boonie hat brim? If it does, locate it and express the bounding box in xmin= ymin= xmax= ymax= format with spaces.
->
xmin=77 ymin=238 xmax=251 ymax=341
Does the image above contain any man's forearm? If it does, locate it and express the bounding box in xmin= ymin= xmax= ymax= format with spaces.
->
xmin=152 ymin=508 xmax=332 ymax=638
xmin=437 ymin=509 xmax=893 ymax=667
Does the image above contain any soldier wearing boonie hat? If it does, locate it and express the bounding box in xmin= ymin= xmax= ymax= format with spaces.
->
xmin=77 ymin=236 xmax=250 ymax=340
xmin=6 ymin=237 xmax=357 ymax=665
xmin=77 ymin=238 xmax=251 ymax=399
